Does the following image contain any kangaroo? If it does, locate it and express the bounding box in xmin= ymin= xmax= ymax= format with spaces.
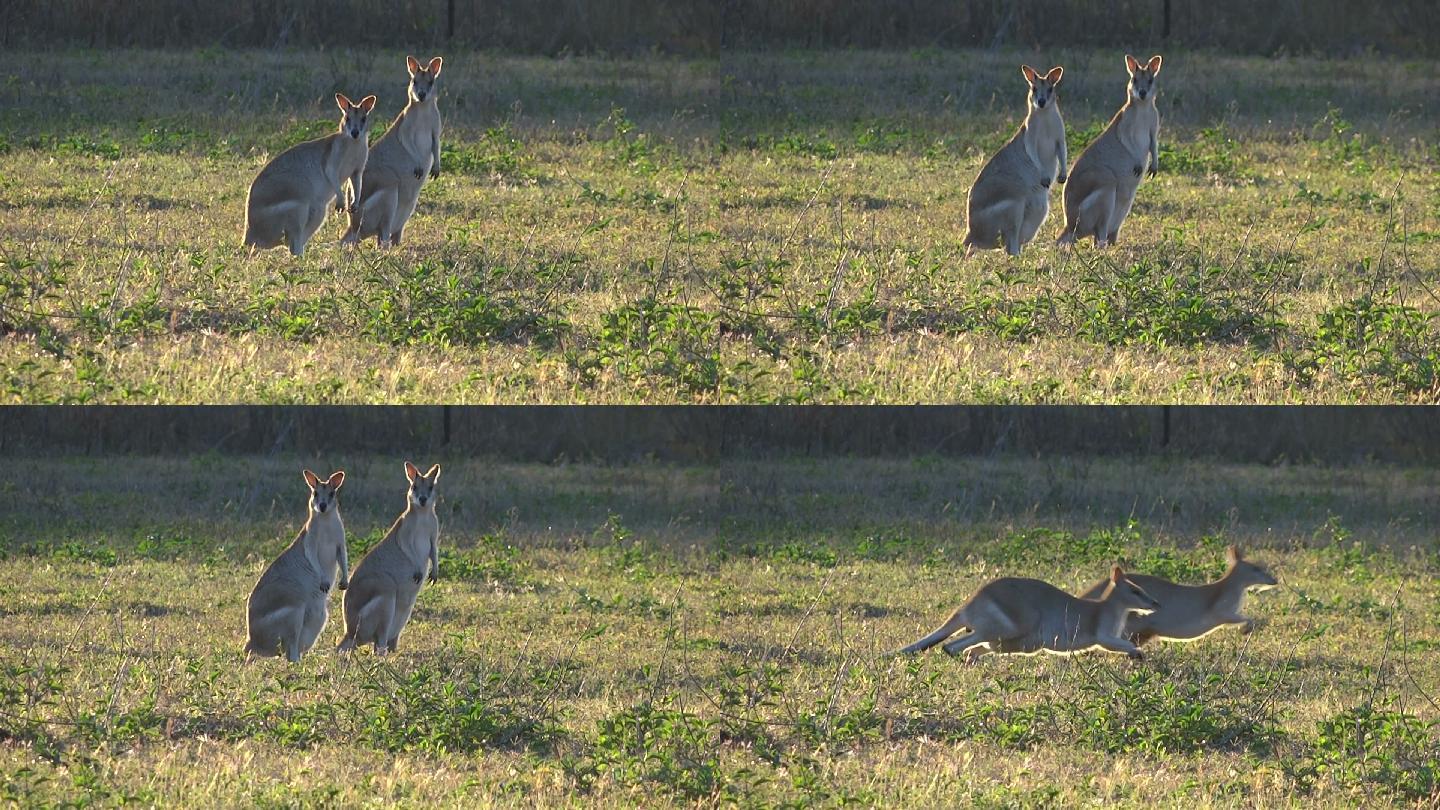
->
xmin=1056 ymin=54 xmax=1162 ymax=249
xmin=342 ymin=56 xmax=443 ymax=248
xmin=962 ymin=65 xmax=1067 ymax=257
xmin=897 ymin=566 xmax=1160 ymax=661
xmin=1077 ymin=545 xmax=1278 ymax=644
xmin=242 ymin=93 xmax=377 ymax=257
xmin=338 ymin=461 xmax=441 ymax=655
xmin=243 ymin=470 xmax=350 ymax=662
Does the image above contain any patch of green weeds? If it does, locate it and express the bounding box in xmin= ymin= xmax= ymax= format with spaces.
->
xmin=1283 ymin=290 xmax=1438 ymax=396
xmin=358 ymin=661 xmax=564 ymax=755
xmin=442 ymin=124 xmax=537 ymax=181
xmin=443 ymin=532 xmax=530 ymax=589
xmin=567 ymin=701 xmax=726 ymax=801
xmin=1284 ymin=704 xmax=1438 ymax=801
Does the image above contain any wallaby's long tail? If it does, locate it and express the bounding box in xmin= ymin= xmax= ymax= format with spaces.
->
xmin=895 ymin=610 xmax=968 ymax=655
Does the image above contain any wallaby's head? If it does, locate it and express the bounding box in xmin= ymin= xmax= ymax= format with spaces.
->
xmin=302 ymin=469 xmax=345 ymax=516
xmin=335 ymin=93 xmax=377 ymax=141
xmin=406 ymin=55 xmax=443 ymax=104
xmin=1020 ymin=65 xmax=1063 ymax=111
xmin=1106 ymin=565 xmax=1161 ymax=614
xmin=404 ymin=461 xmax=442 ymax=509
xmin=1125 ymin=54 xmax=1162 ymax=103
xmin=1225 ymin=545 xmax=1279 ymax=591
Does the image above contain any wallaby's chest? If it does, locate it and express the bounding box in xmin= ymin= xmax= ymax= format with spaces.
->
xmin=304 ymin=515 xmax=345 ymax=572
xmin=1022 ymin=111 xmax=1064 ymax=179
xmin=381 ymin=105 xmax=439 ymax=166
xmin=394 ymin=511 xmax=437 ymax=560
xmin=1116 ymin=105 xmax=1158 ymax=156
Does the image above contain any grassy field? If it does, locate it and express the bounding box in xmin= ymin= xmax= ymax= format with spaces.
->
xmin=0 ymin=453 xmax=1437 ymax=805
xmin=1 ymin=48 xmax=1438 ymax=403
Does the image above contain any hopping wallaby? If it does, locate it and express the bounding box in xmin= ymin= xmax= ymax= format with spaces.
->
xmin=244 ymin=470 xmax=350 ymax=662
xmin=1056 ymin=54 xmax=1162 ymax=248
xmin=1077 ymin=545 xmax=1277 ymax=644
xmin=962 ymin=65 xmax=1068 ymax=257
xmin=897 ymin=566 xmax=1160 ymax=660
xmin=342 ymin=56 xmax=443 ymax=248
xmin=338 ymin=461 xmax=441 ymax=655
xmin=242 ymin=93 xmax=377 ymax=257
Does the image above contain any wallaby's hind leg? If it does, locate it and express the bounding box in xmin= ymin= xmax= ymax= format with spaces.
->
xmin=351 ymin=593 xmax=395 ymax=655
xmin=1019 ymin=196 xmax=1049 ymax=247
xmin=288 ymin=204 xmax=328 ymax=257
xmin=940 ymin=633 xmax=986 ymax=658
xmin=1077 ymin=186 xmax=1116 ymax=248
xmin=298 ymin=600 xmax=328 ymax=655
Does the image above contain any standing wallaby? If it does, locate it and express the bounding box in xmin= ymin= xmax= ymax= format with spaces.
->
xmin=1056 ymin=54 xmax=1162 ymax=248
xmin=897 ymin=566 xmax=1160 ymax=660
xmin=244 ymin=470 xmax=350 ymax=662
xmin=1077 ymin=545 xmax=1278 ymax=644
xmin=962 ymin=65 xmax=1068 ymax=257
xmin=243 ymin=93 xmax=377 ymax=257
xmin=338 ymin=461 xmax=441 ymax=655
xmin=342 ymin=56 xmax=443 ymax=248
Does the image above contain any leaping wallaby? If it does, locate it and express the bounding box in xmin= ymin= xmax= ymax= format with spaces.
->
xmin=244 ymin=470 xmax=350 ymax=662
xmin=962 ymin=65 xmax=1067 ymax=257
xmin=897 ymin=566 xmax=1160 ymax=660
xmin=1077 ymin=545 xmax=1277 ymax=644
xmin=338 ymin=461 xmax=441 ymax=655
xmin=342 ymin=56 xmax=443 ymax=248
xmin=243 ymin=93 xmax=376 ymax=256
xmin=1056 ymin=54 xmax=1162 ymax=248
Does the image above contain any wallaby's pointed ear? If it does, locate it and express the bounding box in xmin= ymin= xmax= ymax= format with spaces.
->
xmin=407 ymin=55 xmax=421 ymax=75
xmin=303 ymin=469 xmax=319 ymax=488
xmin=425 ymin=463 xmax=441 ymax=481
xmin=1111 ymin=565 xmax=1125 ymax=583
xmin=1125 ymin=54 xmax=1140 ymax=75
xmin=428 ymin=56 xmax=443 ymax=76
xmin=1045 ymin=66 xmax=1063 ymax=86
xmin=404 ymin=460 xmax=419 ymax=482
xmin=359 ymin=95 xmax=377 ymax=113
xmin=335 ymin=92 xmax=351 ymax=110
xmin=1226 ymin=544 xmax=1240 ymax=565
xmin=1147 ymin=54 xmax=1163 ymax=74
xmin=327 ymin=471 xmax=345 ymax=490
xmin=1020 ymin=64 xmax=1038 ymax=83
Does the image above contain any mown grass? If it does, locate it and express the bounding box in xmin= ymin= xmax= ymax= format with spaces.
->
xmin=0 ymin=453 xmax=1437 ymax=806
xmin=0 ymin=47 xmax=1437 ymax=402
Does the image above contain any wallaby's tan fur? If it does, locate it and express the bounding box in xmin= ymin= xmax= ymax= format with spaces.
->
xmin=343 ymin=56 xmax=443 ymax=248
xmin=338 ymin=461 xmax=441 ymax=655
xmin=898 ymin=566 xmax=1160 ymax=660
xmin=1077 ymin=545 xmax=1277 ymax=644
xmin=962 ymin=65 xmax=1068 ymax=257
xmin=1057 ymin=54 xmax=1162 ymax=248
xmin=244 ymin=470 xmax=350 ymax=662
xmin=243 ymin=93 xmax=376 ymax=256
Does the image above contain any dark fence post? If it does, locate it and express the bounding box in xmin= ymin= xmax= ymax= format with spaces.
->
xmin=447 ymin=0 xmax=456 ymax=40
xmin=1162 ymin=0 xmax=1172 ymax=40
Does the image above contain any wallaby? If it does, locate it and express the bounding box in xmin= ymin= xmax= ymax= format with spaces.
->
xmin=962 ymin=65 xmax=1067 ymax=257
xmin=1056 ymin=54 xmax=1162 ymax=248
xmin=1077 ymin=545 xmax=1278 ymax=644
xmin=342 ymin=56 xmax=443 ymax=248
xmin=338 ymin=461 xmax=441 ymax=655
xmin=897 ymin=566 xmax=1160 ymax=660
xmin=242 ymin=93 xmax=377 ymax=257
xmin=244 ymin=470 xmax=350 ymax=662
